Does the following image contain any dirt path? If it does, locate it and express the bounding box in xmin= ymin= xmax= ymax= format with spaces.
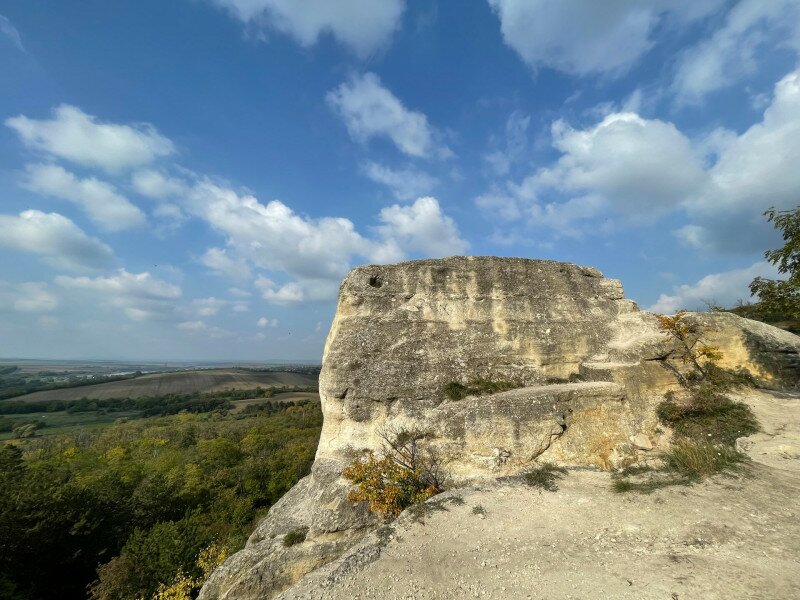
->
xmin=282 ymin=390 xmax=800 ymax=600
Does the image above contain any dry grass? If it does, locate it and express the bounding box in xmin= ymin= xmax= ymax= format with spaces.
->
xmin=612 ymin=440 xmax=749 ymax=494
xmin=663 ymin=440 xmax=748 ymax=479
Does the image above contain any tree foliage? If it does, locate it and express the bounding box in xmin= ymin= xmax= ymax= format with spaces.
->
xmin=656 ymin=311 xmax=723 ymax=382
xmin=342 ymin=429 xmax=446 ymax=520
xmin=0 ymin=403 xmax=321 ymax=600
xmin=749 ymin=206 xmax=800 ymax=321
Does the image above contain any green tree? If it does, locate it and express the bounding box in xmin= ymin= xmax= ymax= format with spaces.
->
xmin=750 ymin=206 xmax=800 ymax=320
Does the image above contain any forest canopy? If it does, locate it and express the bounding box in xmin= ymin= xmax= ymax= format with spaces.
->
xmin=0 ymin=402 xmax=322 ymax=600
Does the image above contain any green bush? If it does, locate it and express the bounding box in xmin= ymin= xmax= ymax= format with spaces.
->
xmin=658 ymin=396 xmax=759 ymax=446
xmin=0 ymin=403 xmax=322 ymax=600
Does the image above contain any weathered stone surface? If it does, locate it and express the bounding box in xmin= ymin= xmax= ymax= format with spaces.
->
xmin=201 ymin=256 xmax=800 ymax=600
xmin=317 ymin=257 xmax=640 ymax=463
xmin=430 ymin=382 xmax=628 ymax=477
xmin=684 ymin=311 xmax=800 ymax=388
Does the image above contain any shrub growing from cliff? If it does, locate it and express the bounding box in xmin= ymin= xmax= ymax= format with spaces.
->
xmin=147 ymin=543 xmax=228 ymax=600
xmin=655 ymin=311 xmax=723 ymax=382
xmin=343 ymin=429 xmax=446 ymax=519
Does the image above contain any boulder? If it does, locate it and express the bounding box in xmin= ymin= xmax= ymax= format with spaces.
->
xmin=201 ymin=256 xmax=800 ymax=600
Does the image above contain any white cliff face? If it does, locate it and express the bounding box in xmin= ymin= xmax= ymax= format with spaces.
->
xmin=318 ymin=257 xmax=650 ymax=468
xmin=201 ymin=257 xmax=800 ymax=600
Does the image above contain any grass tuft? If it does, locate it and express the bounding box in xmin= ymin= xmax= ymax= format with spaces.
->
xmin=282 ymin=527 xmax=308 ymax=547
xmin=523 ymin=462 xmax=568 ymax=492
xmin=612 ymin=440 xmax=749 ymax=494
xmin=662 ymin=440 xmax=748 ymax=479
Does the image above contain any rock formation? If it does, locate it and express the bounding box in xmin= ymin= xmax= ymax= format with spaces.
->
xmin=200 ymin=257 xmax=800 ymax=600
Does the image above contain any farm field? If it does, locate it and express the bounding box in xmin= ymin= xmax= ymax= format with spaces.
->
xmin=10 ymin=368 xmax=318 ymax=402
xmin=0 ymin=410 xmax=141 ymax=440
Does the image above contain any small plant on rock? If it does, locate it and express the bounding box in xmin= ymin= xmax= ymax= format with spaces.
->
xmin=342 ymin=428 xmax=446 ymax=520
xmin=282 ymin=527 xmax=308 ymax=547
xmin=472 ymin=504 xmax=486 ymax=517
xmin=656 ymin=311 xmax=723 ymax=382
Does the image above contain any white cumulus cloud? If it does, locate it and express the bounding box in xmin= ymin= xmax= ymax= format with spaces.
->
xmin=138 ymin=171 xmax=465 ymax=304
xmin=648 ymin=261 xmax=780 ymax=313
xmin=192 ymin=297 xmax=227 ymax=316
xmin=375 ymin=197 xmax=469 ymax=261
xmin=210 ymin=0 xmax=405 ymax=56
xmin=0 ymin=210 xmax=114 ymax=271
xmin=487 ymin=0 xmax=724 ymax=77
xmin=673 ymin=0 xmax=800 ymax=103
xmin=540 ymin=112 xmax=704 ymax=217
xmin=477 ymin=67 xmax=800 ymax=252
xmin=0 ymin=281 xmax=58 ymax=313
xmin=6 ymin=105 xmax=174 ymax=173
xmin=327 ymin=72 xmax=450 ymax=158
xmin=200 ymin=247 xmax=253 ymax=281
xmin=23 ymin=163 xmax=146 ymax=231
xmin=56 ymin=269 xmax=182 ymax=321
xmin=362 ymin=161 xmax=438 ymax=200
xmin=132 ymin=169 xmax=188 ymax=198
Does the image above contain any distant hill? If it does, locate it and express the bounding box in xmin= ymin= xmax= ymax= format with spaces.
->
xmin=9 ymin=368 xmax=317 ymax=402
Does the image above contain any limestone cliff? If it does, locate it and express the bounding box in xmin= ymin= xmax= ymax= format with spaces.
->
xmin=200 ymin=257 xmax=800 ymax=600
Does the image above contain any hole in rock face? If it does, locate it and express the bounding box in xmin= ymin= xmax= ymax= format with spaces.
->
xmin=368 ymin=275 xmax=382 ymax=288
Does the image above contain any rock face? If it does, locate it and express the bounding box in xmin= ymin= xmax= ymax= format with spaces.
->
xmin=201 ymin=257 xmax=800 ymax=600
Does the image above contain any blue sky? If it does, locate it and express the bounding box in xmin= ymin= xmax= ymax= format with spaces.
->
xmin=1 ymin=0 xmax=799 ymax=361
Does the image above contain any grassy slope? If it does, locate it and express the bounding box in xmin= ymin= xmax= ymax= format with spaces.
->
xmin=229 ymin=391 xmax=320 ymax=414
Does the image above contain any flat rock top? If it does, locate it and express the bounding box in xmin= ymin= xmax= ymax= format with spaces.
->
xmin=281 ymin=389 xmax=800 ymax=600
xmin=349 ymin=255 xmax=602 ymax=274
